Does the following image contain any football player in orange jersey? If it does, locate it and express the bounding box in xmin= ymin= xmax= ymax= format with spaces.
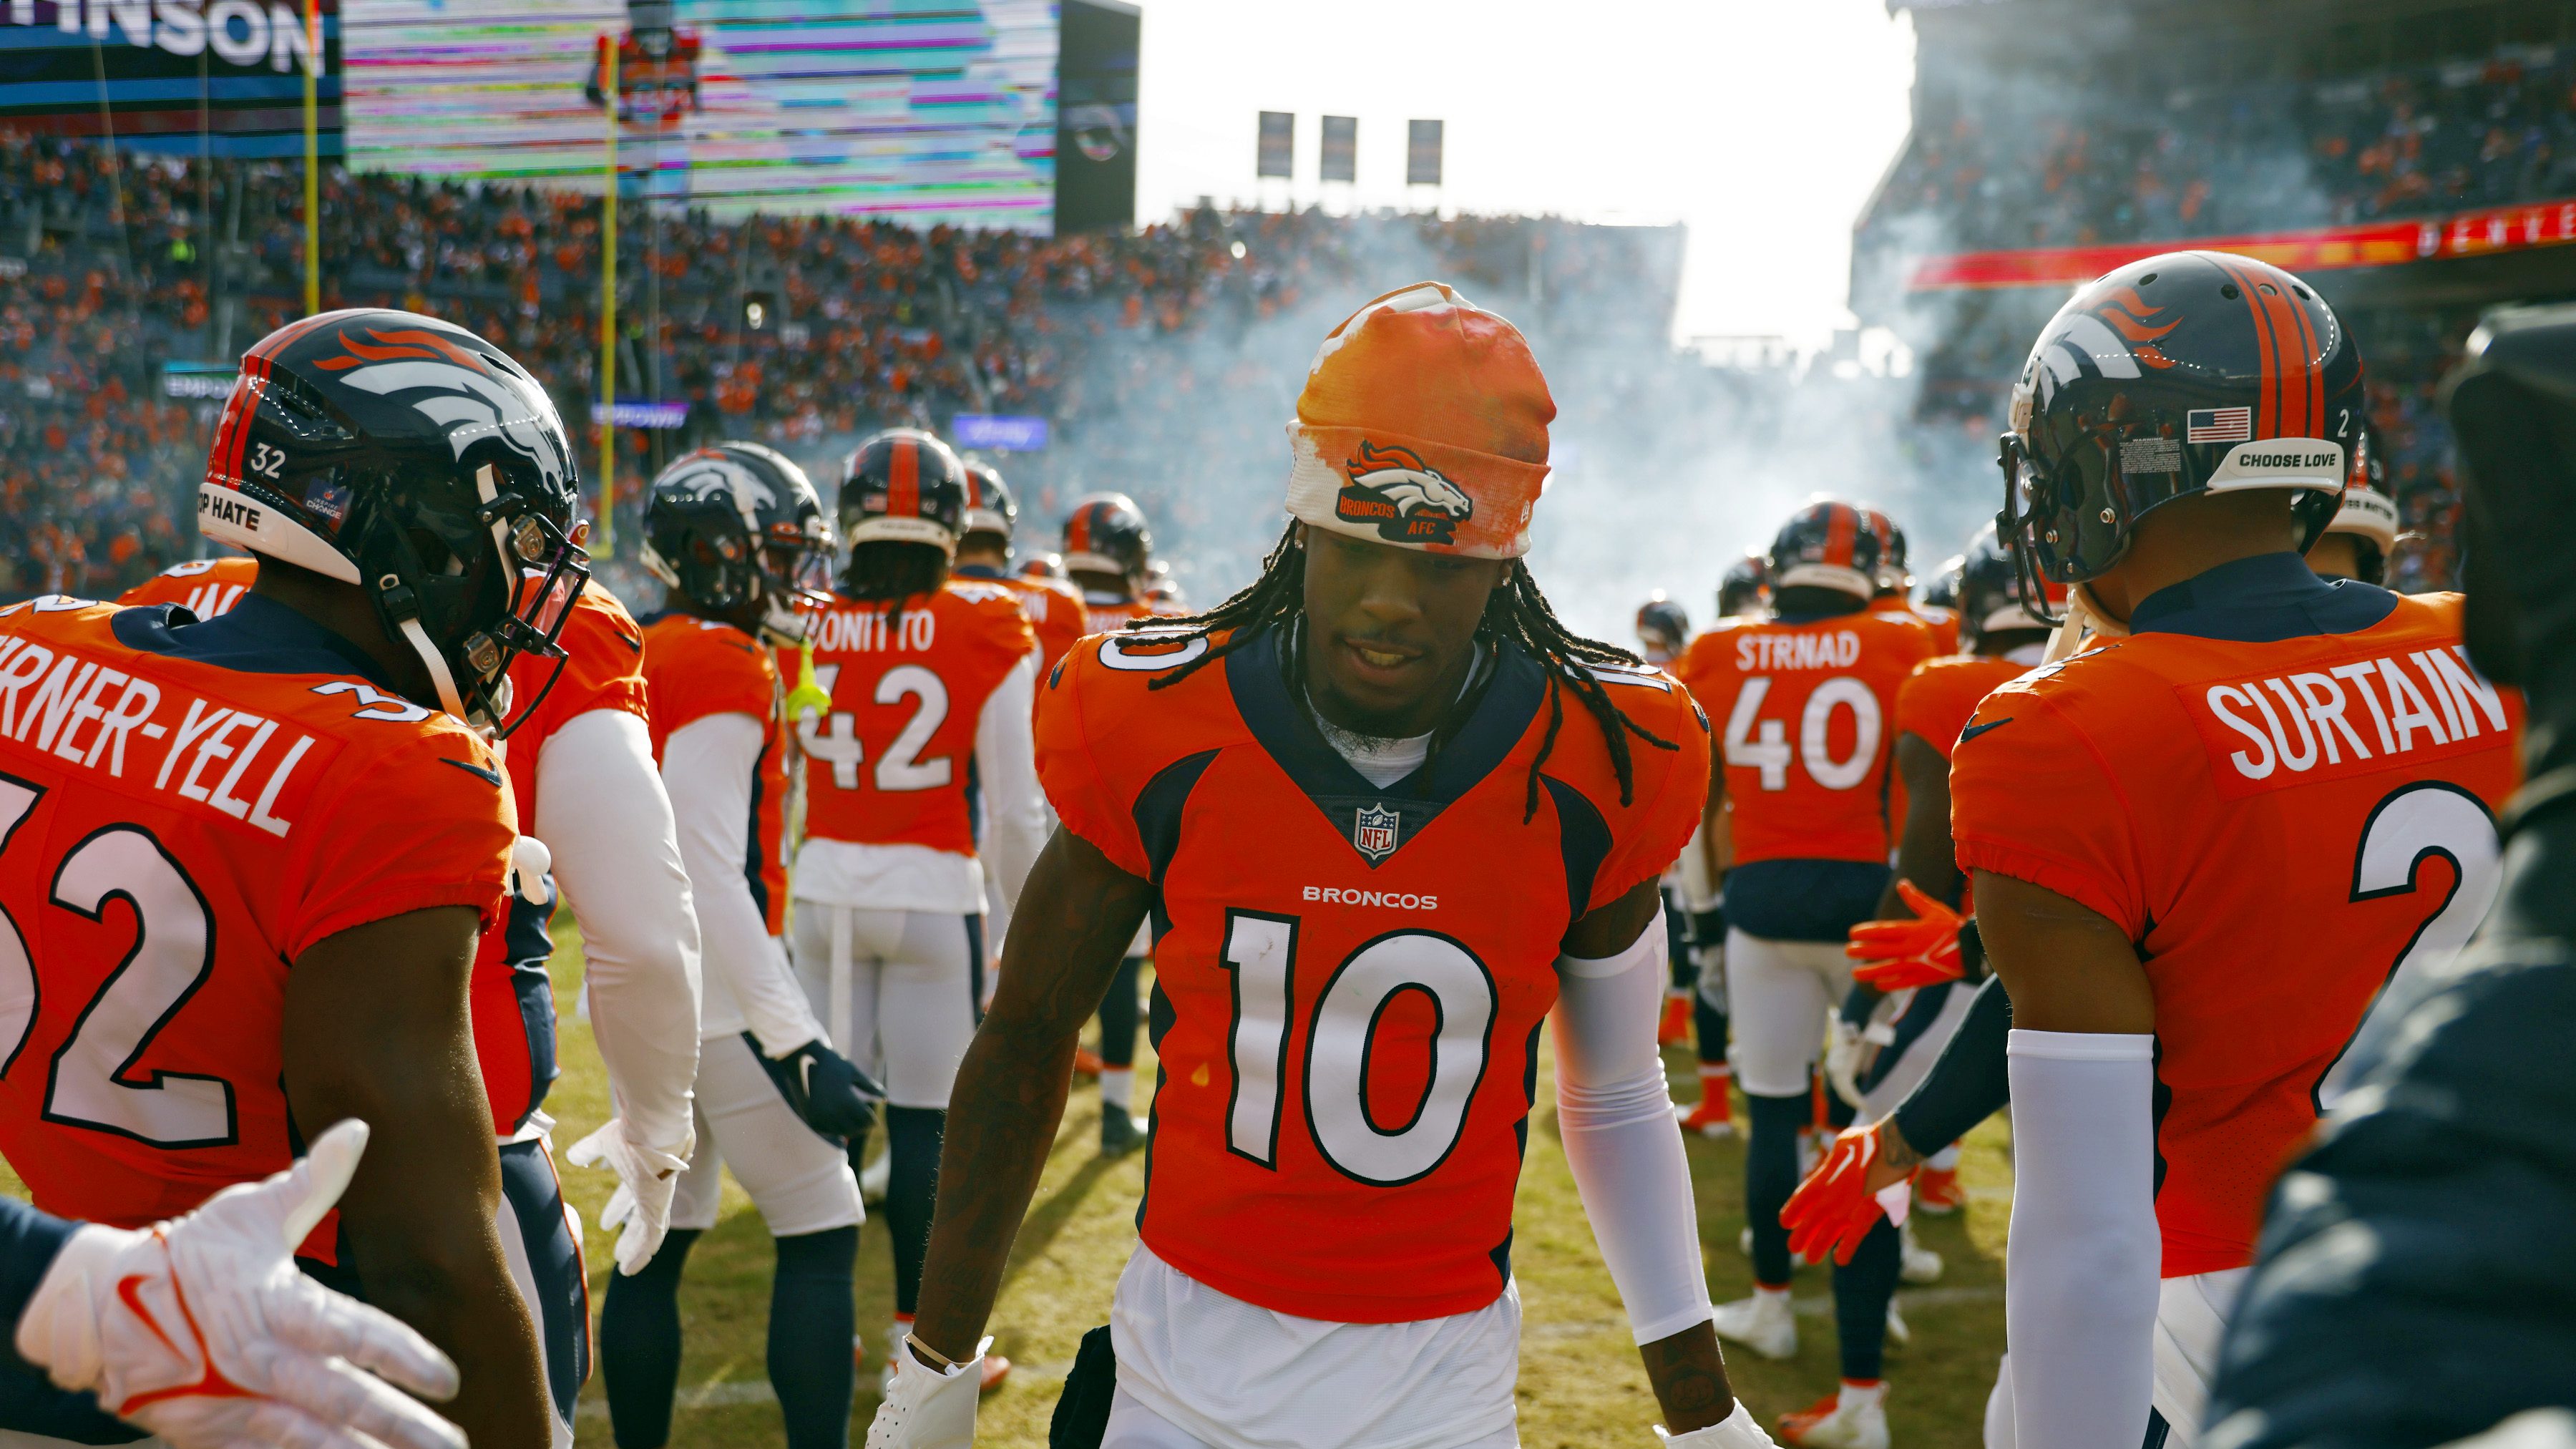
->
xmin=1760 ymin=526 xmax=2058 ymax=1449
xmin=1635 ymin=595 xmax=1698 ymax=1049
xmin=1057 ymin=490 xmax=1166 ymax=1152
xmin=2305 ymin=426 xmax=2401 ymax=586
xmin=1963 ymin=252 xmax=2517 ymax=1449
xmin=0 ymin=308 xmax=587 ymax=1449
xmin=603 ymin=444 xmax=877 ymax=1449
xmin=792 ymin=429 xmax=1045 ymax=1392
xmin=954 ymin=459 xmax=1085 ymax=1022
xmin=872 ymin=282 xmax=1762 ymax=1449
xmin=957 ymin=460 xmax=1086 ymax=676
xmin=1672 ymin=552 xmax=1772 ymax=1139
xmin=1674 ymin=500 xmax=1938 ymax=1417
xmin=449 ymin=568 xmax=710 ymax=1447
xmin=117 ymin=555 xmax=255 ymax=619
xmin=1860 ymin=512 xmax=1959 ymax=656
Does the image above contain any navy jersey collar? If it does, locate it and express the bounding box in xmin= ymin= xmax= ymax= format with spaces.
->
xmin=1224 ymin=622 xmax=1546 ymax=867
xmin=954 ymin=564 xmax=1008 ymax=580
xmin=2125 ymin=552 xmax=2400 ymax=643
xmin=112 ymin=592 xmax=405 ymax=693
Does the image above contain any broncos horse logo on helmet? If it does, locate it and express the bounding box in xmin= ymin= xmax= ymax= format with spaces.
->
xmin=1335 ymin=440 xmax=1475 ymax=546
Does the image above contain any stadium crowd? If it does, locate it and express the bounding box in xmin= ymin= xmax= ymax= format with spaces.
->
xmin=1868 ymin=44 xmax=2576 ymax=253
xmin=0 ymin=129 xmax=1702 ymax=604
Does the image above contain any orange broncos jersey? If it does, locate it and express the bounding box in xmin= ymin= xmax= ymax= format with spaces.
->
xmin=471 ymin=582 xmax=650 ymax=1136
xmin=1888 ymin=653 xmax=2025 ymax=886
xmin=959 ymin=565 xmax=1086 ymax=677
xmin=1679 ymin=608 xmax=1938 ymax=865
xmin=799 ymin=581 xmax=1035 ymax=854
xmin=1951 ymin=576 xmax=2518 ymax=1276
xmin=117 ymin=557 xmax=257 ymax=620
xmin=0 ymin=595 xmax=512 ymax=1232
xmin=1872 ymin=595 xmax=1959 ymax=656
xmin=1894 ymin=655 xmax=2026 ymax=761
xmin=641 ymin=613 xmax=792 ymax=936
xmin=1038 ymin=625 xmax=1709 ymax=1322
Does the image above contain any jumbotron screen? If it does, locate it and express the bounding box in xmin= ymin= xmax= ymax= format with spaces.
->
xmin=341 ymin=0 xmax=1058 ymax=230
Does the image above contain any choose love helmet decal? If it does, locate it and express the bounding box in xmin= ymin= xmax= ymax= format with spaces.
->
xmin=1284 ymin=281 xmax=1555 ymax=560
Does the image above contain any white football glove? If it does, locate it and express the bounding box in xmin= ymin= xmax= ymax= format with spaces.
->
xmin=1824 ymin=1015 xmax=1870 ymax=1110
xmin=863 ymin=1335 xmax=990 ymax=1449
xmin=1659 ymin=1400 xmax=1782 ymax=1448
xmin=15 ymin=1118 xmax=466 ymax=1449
xmin=567 ymin=1116 xmax=693 ymax=1276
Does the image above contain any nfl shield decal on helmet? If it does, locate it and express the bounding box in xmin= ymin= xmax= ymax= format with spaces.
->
xmin=1353 ymin=803 xmax=1401 ymax=862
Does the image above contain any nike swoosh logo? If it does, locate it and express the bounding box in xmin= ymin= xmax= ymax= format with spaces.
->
xmin=439 ymin=757 xmax=504 ymax=786
xmin=1958 ymin=718 xmax=2014 ymax=745
xmin=115 ymin=1274 xmax=182 ymax=1357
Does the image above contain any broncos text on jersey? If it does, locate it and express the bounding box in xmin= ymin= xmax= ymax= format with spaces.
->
xmin=799 ymin=580 xmax=1035 ymax=854
xmin=1035 ymin=625 xmax=1709 ymax=1322
xmin=0 ymin=595 xmax=513 ymax=1240
xmin=1951 ymin=585 xmax=2518 ymax=1276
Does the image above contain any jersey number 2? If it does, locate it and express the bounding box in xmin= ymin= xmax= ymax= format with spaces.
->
xmin=0 ymin=777 xmax=236 ymax=1148
xmin=2314 ymin=781 xmax=2502 ymax=1111
xmin=1220 ymin=912 xmax=1497 ymax=1187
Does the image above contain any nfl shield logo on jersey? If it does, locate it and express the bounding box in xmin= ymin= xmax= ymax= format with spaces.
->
xmin=1353 ymin=804 xmax=1400 ymax=862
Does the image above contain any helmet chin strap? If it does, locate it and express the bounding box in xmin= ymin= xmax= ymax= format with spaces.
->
xmin=398 ymin=615 xmax=473 ymax=722
xmin=2042 ymin=584 xmax=2132 ymax=665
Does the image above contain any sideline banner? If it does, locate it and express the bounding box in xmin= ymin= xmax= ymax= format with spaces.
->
xmin=1908 ymin=196 xmax=2576 ymax=291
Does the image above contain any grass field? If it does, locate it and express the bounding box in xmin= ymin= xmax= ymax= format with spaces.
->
xmin=0 ymin=917 xmax=2014 ymax=1447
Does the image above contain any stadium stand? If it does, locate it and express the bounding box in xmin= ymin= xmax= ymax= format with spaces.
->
xmin=1854 ymin=0 xmax=2576 ymax=592
xmin=0 ymin=130 xmax=1692 ymax=605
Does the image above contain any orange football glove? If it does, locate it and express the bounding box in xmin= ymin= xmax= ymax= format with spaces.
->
xmin=1780 ymin=1122 xmax=1915 ymax=1267
xmin=1845 ymin=881 xmax=1966 ymax=992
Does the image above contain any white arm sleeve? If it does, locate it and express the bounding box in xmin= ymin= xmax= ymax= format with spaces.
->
xmin=1553 ymin=924 xmax=1714 ymax=1346
xmin=973 ymin=650 xmax=1046 ymax=921
xmin=2005 ymin=1029 xmax=2162 ymax=1449
xmin=661 ymin=712 xmax=826 ymax=1056
xmin=534 ymin=709 xmax=703 ymax=1151
xmin=1677 ymin=821 xmax=1718 ymax=914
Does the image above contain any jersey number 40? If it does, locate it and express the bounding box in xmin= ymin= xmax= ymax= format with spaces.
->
xmin=1723 ymin=675 xmax=1882 ymax=791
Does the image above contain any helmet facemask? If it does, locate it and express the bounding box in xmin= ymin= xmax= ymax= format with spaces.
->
xmin=349 ymin=457 xmax=588 ymax=737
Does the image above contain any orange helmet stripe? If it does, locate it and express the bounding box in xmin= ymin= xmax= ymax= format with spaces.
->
xmin=1823 ymin=504 xmax=1855 ymax=569
xmin=889 ymin=436 xmax=919 ymax=517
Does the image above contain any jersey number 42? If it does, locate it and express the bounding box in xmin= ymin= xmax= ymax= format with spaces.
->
xmin=798 ymin=663 xmax=953 ymax=794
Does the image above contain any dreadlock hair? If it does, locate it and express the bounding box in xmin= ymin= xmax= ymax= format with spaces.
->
xmin=1145 ymin=523 xmax=1678 ymax=821
xmin=841 ymin=539 xmax=951 ymax=628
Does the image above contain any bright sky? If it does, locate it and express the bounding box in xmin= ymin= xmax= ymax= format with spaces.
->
xmin=1131 ymin=0 xmax=1920 ymax=351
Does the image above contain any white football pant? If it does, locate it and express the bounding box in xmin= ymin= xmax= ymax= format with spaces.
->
xmin=669 ymin=1031 xmax=864 ymax=1236
xmin=1724 ymin=929 xmax=1855 ymax=1098
xmin=788 ymin=904 xmax=983 ymax=1110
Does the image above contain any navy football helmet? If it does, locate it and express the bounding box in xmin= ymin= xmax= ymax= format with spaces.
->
xmin=642 ymin=442 xmax=834 ymax=645
xmin=198 ymin=308 xmax=588 ymax=733
xmin=1768 ymin=499 xmax=1881 ymax=601
xmin=1717 ymin=550 xmax=1770 ymax=618
xmin=841 ymin=429 xmax=968 ymax=553
xmin=1999 ymin=250 xmax=2363 ymax=616
xmin=1062 ymin=492 xmax=1153 ymax=583
xmin=1634 ymin=592 xmax=1689 ymax=662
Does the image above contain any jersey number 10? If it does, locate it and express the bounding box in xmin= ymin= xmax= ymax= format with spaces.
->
xmin=1219 ymin=910 xmax=1498 ymax=1189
